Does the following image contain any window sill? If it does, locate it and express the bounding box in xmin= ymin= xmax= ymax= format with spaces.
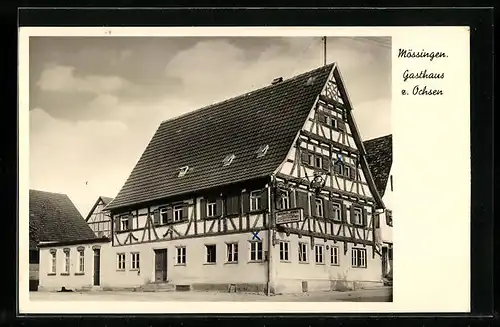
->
xmin=315 ymin=262 xmax=325 ymax=265
xmin=203 ymin=262 xmax=217 ymax=265
xmin=74 ymin=272 xmax=85 ymax=276
xmin=47 ymin=273 xmax=56 ymax=276
xmin=60 ymin=273 xmax=70 ymax=276
xmin=298 ymin=261 xmax=309 ymax=264
xmin=224 ymin=261 xmax=238 ymax=265
xmin=248 ymin=260 xmax=264 ymax=264
xmin=351 ymin=266 xmax=367 ymax=269
xmin=279 ymin=260 xmax=291 ymax=263
xmin=331 ymin=263 xmax=340 ymax=267
xmin=130 ymin=268 xmax=140 ymax=271
xmin=116 ymin=269 xmax=125 ymax=272
xmin=174 ymin=264 xmax=186 ymax=267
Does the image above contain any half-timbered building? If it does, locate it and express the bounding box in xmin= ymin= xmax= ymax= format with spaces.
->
xmin=36 ymin=63 xmax=393 ymax=294
xmin=85 ymin=196 xmax=113 ymax=238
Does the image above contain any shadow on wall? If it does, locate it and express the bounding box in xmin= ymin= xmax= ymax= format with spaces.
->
xmin=328 ymin=269 xmax=361 ymax=292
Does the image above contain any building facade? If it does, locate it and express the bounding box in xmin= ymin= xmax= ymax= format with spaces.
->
xmin=37 ymin=63 xmax=393 ymax=294
xmin=85 ymin=196 xmax=113 ymax=238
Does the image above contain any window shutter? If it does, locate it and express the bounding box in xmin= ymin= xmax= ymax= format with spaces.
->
xmin=324 ymin=199 xmax=330 ymax=219
xmin=166 ymin=207 xmax=173 ymax=224
xmin=322 ymin=157 xmax=329 ymax=170
xmin=153 ymin=209 xmax=160 ymax=225
xmin=374 ymin=213 xmax=380 ymax=228
xmin=296 ymin=191 xmax=309 ymax=216
xmin=301 ymin=151 xmax=310 ymax=164
xmin=200 ymin=199 xmax=207 ymax=218
xmin=260 ymin=189 xmax=268 ymax=210
xmin=182 ymin=206 xmax=189 ymax=220
xmin=242 ymin=192 xmax=250 ymax=213
xmin=349 ymin=165 xmax=356 ymax=180
xmin=362 ymin=208 xmax=368 ymax=226
xmin=333 ymin=162 xmax=341 ymax=174
xmin=216 ymin=198 xmax=223 ymax=216
xmin=349 ymin=206 xmax=355 ymax=224
xmin=226 ymin=194 xmax=239 ymax=215
xmin=127 ymin=214 xmax=133 ymax=230
xmin=337 ymin=120 xmax=346 ymax=131
xmin=114 ymin=217 xmax=120 ymax=232
xmin=290 ymin=190 xmax=296 ymax=208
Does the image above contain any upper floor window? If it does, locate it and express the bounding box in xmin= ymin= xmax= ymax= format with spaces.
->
xmin=352 ymin=207 xmax=363 ymax=225
xmin=173 ymin=205 xmax=183 ymax=222
xmin=250 ymin=190 xmax=262 ymax=211
xmin=120 ymin=215 xmax=129 ymax=231
xmin=160 ymin=207 xmax=169 ymax=224
xmin=331 ymin=202 xmax=341 ymax=221
xmin=315 ymin=198 xmax=324 ymax=218
xmin=207 ymin=200 xmax=217 ymax=217
xmin=279 ymin=190 xmax=290 ymax=210
xmin=386 ymin=209 xmax=393 ymax=227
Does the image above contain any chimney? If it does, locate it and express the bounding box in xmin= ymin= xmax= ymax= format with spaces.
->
xmin=271 ymin=77 xmax=283 ymax=85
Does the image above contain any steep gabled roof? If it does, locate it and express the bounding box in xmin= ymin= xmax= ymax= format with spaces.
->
xmin=363 ymin=134 xmax=393 ymax=197
xmin=29 ymin=189 xmax=97 ymax=250
xmin=85 ymin=196 xmax=113 ymax=221
xmin=107 ymin=64 xmax=335 ymax=210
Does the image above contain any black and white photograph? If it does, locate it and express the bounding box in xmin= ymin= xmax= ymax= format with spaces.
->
xmin=26 ymin=34 xmax=394 ymax=304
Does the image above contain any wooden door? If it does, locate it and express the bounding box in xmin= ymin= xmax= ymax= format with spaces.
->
xmin=93 ymin=249 xmax=101 ymax=286
xmin=381 ymin=247 xmax=388 ymax=277
xmin=154 ymin=249 xmax=168 ymax=282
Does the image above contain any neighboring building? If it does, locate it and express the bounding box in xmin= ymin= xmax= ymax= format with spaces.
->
xmin=38 ymin=63 xmax=392 ymax=294
xmin=29 ymin=189 xmax=99 ymax=291
xmin=85 ymin=196 xmax=113 ymax=238
xmin=364 ymin=135 xmax=393 ymax=280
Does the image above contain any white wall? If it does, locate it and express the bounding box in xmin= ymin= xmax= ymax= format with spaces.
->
xmin=380 ymin=166 xmax=394 ymax=244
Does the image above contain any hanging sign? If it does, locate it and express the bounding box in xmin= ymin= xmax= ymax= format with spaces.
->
xmin=275 ymin=208 xmax=303 ymax=225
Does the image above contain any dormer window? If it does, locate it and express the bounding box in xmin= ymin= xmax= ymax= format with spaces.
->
xmin=222 ymin=154 xmax=235 ymax=167
xmin=256 ymin=145 xmax=269 ymax=158
xmin=178 ymin=166 xmax=189 ymax=177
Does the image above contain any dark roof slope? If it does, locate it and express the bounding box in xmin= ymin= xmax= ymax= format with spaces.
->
xmin=363 ymin=134 xmax=392 ymax=197
xmin=107 ymin=64 xmax=335 ymax=210
xmin=29 ymin=189 xmax=97 ymax=249
xmin=85 ymin=196 xmax=114 ymax=221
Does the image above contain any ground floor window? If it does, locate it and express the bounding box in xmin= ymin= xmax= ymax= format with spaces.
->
xmin=117 ymin=253 xmax=125 ymax=270
xmin=314 ymin=245 xmax=325 ymax=264
xmin=249 ymin=241 xmax=263 ymax=261
xmin=78 ymin=248 xmax=85 ymax=273
xmin=226 ymin=243 xmax=238 ymax=263
xmin=131 ymin=252 xmax=140 ymax=270
xmin=298 ymin=243 xmax=308 ymax=263
xmin=176 ymin=246 xmax=186 ymax=265
xmin=330 ymin=246 xmax=339 ymax=265
xmin=279 ymin=241 xmax=290 ymax=262
xmin=50 ymin=250 xmax=57 ymax=274
xmin=63 ymin=249 xmax=70 ymax=274
xmin=351 ymin=248 xmax=367 ymax=268
xmin=205 ymin=244 xmax=216 ymax=263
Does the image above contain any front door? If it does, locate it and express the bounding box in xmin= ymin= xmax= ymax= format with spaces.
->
xmin=381 ymin=247 xmax=388 ymax=277
xmin=154 ymin=249 xmax=168 ymax=283
xmin=93 ymin=249 xmax=101 ymax=286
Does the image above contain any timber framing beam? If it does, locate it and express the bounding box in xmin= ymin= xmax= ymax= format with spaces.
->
xmin=318 ymin=94 xmax=346 ymax=110
xmin=301 ymin=130 xmax=358 ymax=154
xmin=280 ymin=227 xmax=373 ymax=246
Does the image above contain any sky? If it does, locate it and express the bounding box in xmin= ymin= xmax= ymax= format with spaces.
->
xmin=29 ymin=36 xmax=391 ymax=217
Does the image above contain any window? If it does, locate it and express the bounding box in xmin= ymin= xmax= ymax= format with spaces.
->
xmin=332 ymin=202 xmax=341 ymax=221
xmin=63 ymin=249 xmax=70 ymax=274
xmin=222 ymin=154 xmax=235 ymax=166
xmin=178 ymin=166 xmax=189 ymax=177
xmin=78 ymin=249 xmax=85 ymax=273
xmin=298 ymin=243 xmax=308 ymax=263
xmin=250 ymin=190 xmax=262 ymax=211
xmin=206 ymin=245 xmax=216 ymax=263
xmin=352 ymin=248 xmax=367 ymax=268
xmin=50 ymin=250 xmax=57 ymax=274
xmin=344 ymin=165 xmax=351 ymax=178
xmin=173 ymin=205 xmax=183 ymax=222
xmin=117 ymin=253 xmax=125 ymax=270
xmin=176 ymin=247 xmax=186 ymax=265
xmin=330 ymin=246 xmax=339 ymax=265
xmin=307 ymin=154 xmax=314 ymax=166
xmin=386 ymin=209 xmax=393 ymax=227
xmin=120 ymin=216 xmax=129 ymax=230
xmin=280 ymin=190 xmax=290 ymax=210
xmin=314 ymin=156 xmax=323 ymax=169
xmin=207 ymin=201 xmax=217 ymax=217
xmin=279 ymin=241 xmax=290 ymax=262
xmin=250 ymin=241 xmax=263 ymax=261
xmin=160 ymin=207 xmax=169 ymax=224
xmin=226 ymin=243 xmax=238 ymax=263
xmin=315 ymin=245 xmax=325 ymax=264
xmin=256 ymin=144 xmax=269 ymax=158
xmin=388 ymin=247 xmax=393 ymax=260
xmin=131 ymin=252 xmax=140 ymax=270
xmin=315 ymin=198 xmax=324 ymax=217
xmin=330 ymin=118 xmax=338 ymax=129
xmin=352 ymin=207 xmax=363 ymax=225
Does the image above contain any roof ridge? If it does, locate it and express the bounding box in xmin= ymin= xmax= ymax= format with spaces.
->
xmin=30 ymin=189 xmax=68 ymax=197
xmin=159 ymin=63 xmax=336 ymax=126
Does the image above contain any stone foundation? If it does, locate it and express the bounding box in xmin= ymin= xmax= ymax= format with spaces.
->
xmin=191 ymin=283 xmax=267 ymax=294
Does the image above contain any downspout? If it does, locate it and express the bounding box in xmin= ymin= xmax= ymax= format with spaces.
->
xmin=266 ymin=175 xmax=275 ymax=296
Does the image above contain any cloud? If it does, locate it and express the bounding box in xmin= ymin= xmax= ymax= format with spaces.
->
xmin=37 ymin=64 xmax=131 ymax=94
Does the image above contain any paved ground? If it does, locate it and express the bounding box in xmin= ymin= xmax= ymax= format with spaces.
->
xmin=30 ymin=287 xmax=392 ymax=302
